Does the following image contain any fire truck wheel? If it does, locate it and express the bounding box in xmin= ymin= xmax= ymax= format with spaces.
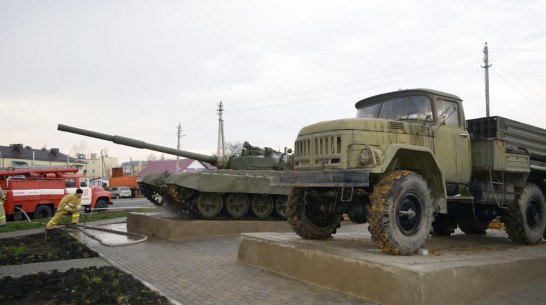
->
xmin=34 ymin=205 xmax=53 ymax=219
xmin=94 ymin=200 xmax=108 ymax=213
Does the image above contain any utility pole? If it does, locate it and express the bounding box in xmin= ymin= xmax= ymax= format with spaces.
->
xmin=100 ymin=150 xmax=104 ymax=177
xmin=482 ymin=42 xmax=492 ymax=117
xmin=176 ymin=123 xmax=182 ymax=172
xmin=217 ymin=101 xmax=225 ymax=157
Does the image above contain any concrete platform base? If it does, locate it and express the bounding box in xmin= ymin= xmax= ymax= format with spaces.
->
xmin=127 ymin=213 xmax=292 ymax=241
xmin=238 ymin=225 xmax=546 ymax=305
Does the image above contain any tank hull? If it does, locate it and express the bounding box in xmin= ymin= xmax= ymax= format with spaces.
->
xmin=139 ymin=170 xmax=291 ymax=220
xmin=166 ymin=169 xmax=290 ymax=195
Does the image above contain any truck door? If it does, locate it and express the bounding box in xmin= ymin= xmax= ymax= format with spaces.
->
xmin=79 ymin=178 xmax=92 ymax=206
xmin=433 ymin=99 xmax=471 ymax=184
xmin=65 ymin=177 xmax=91 ymax=206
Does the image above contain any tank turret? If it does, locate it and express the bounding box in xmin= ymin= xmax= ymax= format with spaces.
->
xmin=57 ymin=124 xmax=290 ymax=170
xmin=57 ymin=124 xmax=292 ymax=220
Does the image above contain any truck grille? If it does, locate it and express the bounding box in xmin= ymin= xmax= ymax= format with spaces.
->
xmin=295 ymin=135 xmax=342 ymax=167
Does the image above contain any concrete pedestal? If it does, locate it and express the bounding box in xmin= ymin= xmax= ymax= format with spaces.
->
xmin=127 ymin=213 xmax=292 ymax=240
xmin=238 ymin=226 xmax=546 ymax=305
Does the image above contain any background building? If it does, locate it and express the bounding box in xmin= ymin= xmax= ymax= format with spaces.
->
xmin=77 ymin=152 xmax=119 ymax=179
xmin=121 ymin=160 xmax=147 ymax=176
xmin=0 ymin=144 xmax=85 ymax=172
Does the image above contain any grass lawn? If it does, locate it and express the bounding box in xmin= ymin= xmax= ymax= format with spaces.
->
xmin=0 ymin=208 xmax=160 ymax=233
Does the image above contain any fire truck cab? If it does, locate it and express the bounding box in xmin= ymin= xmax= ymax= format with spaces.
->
xmin=0 ymin=167 xmax=112 ymax=221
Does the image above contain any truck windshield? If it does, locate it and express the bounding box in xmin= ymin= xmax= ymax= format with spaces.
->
xmin=356 ymin=95 xmax=432 ymax=121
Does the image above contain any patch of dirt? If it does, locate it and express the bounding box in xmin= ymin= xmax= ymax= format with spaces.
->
xmin=0 ymin=266 xmax=169 ymax=304
xmin=0 ymin=229 xmax=98 ymax=265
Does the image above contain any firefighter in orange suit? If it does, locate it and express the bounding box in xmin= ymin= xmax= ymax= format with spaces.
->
xmin=46 ymin=189 xmax=83 ymax=229
xmin=0 ymin=186 xmax=6 ymax=226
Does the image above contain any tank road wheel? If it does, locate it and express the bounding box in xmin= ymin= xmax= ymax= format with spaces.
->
xmin=34 ymin=205 xmax=53 ymax=219
xmin=196 ymin=193 xmax=223 ymax=218
xmin=367 ymin=170 xmax=433 ymax=255
xmin=505 ymin=185 xmax=546 ymax=245
xmin=457 ymin=215 xmax=489 ymax=235
xmin=225 ymin=194 xmax=250 ymax=218
xmin=251 ymin=195 xmax=275 ymax=218
xmin=432 ymin=214 xmax=456 ymax=236
xmin=286 ymin=188 xmax=342 ymax=240
xmin=274 ymin=196 xmax=288 ymax=219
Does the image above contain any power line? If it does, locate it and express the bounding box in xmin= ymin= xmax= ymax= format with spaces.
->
xmin=491 ymin=69 xmax=546 ymax=113
xmin=226 ymin=59 xmax=480 ymax=113
xmin=221 ymin=45 xmax=481 ymax=105
xmin=494 ymin=62 xmax=546 ymax=102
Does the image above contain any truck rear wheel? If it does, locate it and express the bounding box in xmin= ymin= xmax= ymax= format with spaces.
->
xmin=34 ymin=205 xmax=53 ymax=219
xmin=94 ymin=199 xmax=108 ymax=213
xmin=505 ymin=184 xmax=546 ymax=244
xmin=286 ymin=188 xmax=342 ymax=240
xmin=368 ymin=170 xmax=433 ymax=255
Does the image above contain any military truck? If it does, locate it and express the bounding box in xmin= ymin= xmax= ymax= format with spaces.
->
xmin=271 ymin=88 xmax=546 ymax=255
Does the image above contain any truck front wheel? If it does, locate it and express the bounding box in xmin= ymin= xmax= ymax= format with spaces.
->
xmin=286 ymin=188 xmax=342 ymax=240
xmin=368 ymin=170 xmax=433 ymax=255
xmin=505 ymin=184 xmax=546 ymax=245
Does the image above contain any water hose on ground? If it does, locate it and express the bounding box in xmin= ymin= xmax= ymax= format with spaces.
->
xmin=66 ymin=223 xmax=148 ymax=247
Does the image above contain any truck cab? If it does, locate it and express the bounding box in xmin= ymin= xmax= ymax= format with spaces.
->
xmin=273 ymin=89 xmax=546 ymax=255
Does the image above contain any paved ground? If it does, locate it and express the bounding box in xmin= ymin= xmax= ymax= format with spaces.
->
xmin=2 ymin=219 xmax=546 ymax=305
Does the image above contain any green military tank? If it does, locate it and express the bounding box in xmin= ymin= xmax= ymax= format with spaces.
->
xmin=57 ymin=124 xmax=292 ymax=220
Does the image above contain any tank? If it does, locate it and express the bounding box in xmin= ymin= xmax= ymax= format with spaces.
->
xmin=57 ymin=124 xmax=293 ymax=220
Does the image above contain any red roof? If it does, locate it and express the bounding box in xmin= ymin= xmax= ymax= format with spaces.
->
xmin=136 ymin=159 xmax=215 ymax=176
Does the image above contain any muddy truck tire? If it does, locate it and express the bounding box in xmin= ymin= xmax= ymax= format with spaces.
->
xmin=505 ymin=184 xmax=546 ymax=244
xmin=368 ymin=170 xmax=433 ymax=255
xmin=286 ymin=188 xmax=342 ymax=240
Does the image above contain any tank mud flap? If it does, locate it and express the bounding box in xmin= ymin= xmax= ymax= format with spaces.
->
xmin=271 ymin=170 xmax=369 ymax=187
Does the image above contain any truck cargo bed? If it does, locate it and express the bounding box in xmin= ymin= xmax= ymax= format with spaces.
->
xmin=467 ymin=116 xmax=546 ymax=162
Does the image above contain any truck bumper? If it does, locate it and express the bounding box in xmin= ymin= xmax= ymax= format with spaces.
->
xmin=270 ymin=170 xmax=370 ymax=187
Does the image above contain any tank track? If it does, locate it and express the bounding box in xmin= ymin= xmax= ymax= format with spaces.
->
xmin=166 ymin=185 xmax=285 ymax=221
xmin=140 ymin=182 xmax=286 ymax=220
xmin=138 ymin=183 xmax=165 ymax=207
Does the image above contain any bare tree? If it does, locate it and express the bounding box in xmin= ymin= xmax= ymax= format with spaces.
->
xmin=147 ymin=153 xmax=158 ymax=161
xmin=70 ymin=140 xmax=88 ymax=158
xmin=224 ymin=141 xmax=243 ymax=156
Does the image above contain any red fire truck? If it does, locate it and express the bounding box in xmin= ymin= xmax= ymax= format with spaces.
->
xmin=0 ymin=167 xmax=112 ymax=221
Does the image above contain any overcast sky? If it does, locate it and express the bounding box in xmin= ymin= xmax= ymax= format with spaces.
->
xmin=1 ymin=0 xmax=545 ymax=164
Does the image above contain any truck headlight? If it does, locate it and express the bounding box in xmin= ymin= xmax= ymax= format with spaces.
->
xmin=360 ymin=146 xmax=374 ymax=166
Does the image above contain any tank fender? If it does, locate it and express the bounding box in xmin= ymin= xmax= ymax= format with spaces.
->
xmin=373 ymin=144 xmax=447 ymax=213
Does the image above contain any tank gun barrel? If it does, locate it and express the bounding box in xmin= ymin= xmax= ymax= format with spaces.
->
xmin=58 ymin=124 xmax=219 ymax=165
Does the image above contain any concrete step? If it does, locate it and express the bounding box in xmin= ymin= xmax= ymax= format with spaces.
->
xmin=238 ymin=224 xmax=546 ymax=305
xmin=127 ymin=213 xmax=292 ymax=240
